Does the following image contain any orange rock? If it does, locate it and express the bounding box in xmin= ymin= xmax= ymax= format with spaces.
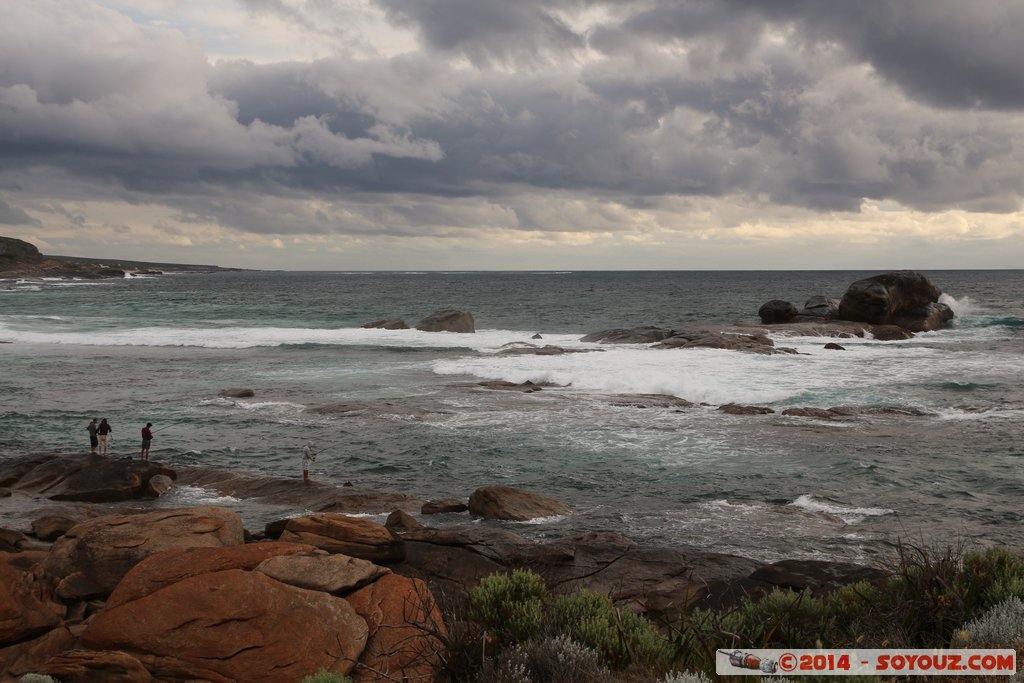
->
xmin=280 ymin=514 xmax=405 ymax=563
xmin=83 ymin=569 xmax=368 ymax=682
xmin=40 ymin=648 xmax=152 ymax=682
xmin=44 ymin=507 xmax=245 ymax=599
xmin=0 ymin=555 xmax=65 ymax=644
xmin=107 ymin=541 xmax=316 ymax=607
xmin=346 ymin=573 xmax=447 ymax=683
xmin=0 ymin=626 xmax=76 ymax=679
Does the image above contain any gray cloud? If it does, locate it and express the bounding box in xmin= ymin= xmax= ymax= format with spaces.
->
xmin=1 ymin=0 xmax=1024 ymax=250
xmin=0 ymin=196 xmax=37 ymax=225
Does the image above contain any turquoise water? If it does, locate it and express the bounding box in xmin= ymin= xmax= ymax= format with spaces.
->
xmin=2 ymin=270 xmax=1023 ymax=563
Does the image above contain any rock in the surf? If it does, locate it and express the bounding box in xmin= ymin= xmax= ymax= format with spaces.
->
xmin=468 ymin=486 xmax=572 ymax=521
xmin=758 ymin=299 xmax=798 ymax=324
xmin=415 ymin=309 xmax=475 ymax=333
xmin=838 ymin=271 xmax=952 ymax=330
xmin=361 ymin=319 xmax=409 ymax=329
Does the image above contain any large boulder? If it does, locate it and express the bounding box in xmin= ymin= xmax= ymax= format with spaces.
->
xmin=44 ymin=507 xmax=245 ymax=599
xmin=256 ymin=552 xmax=391 ymax=594
xmin=838 ymin=271 xmax=947 ymax=327
xmin=279 ymin=514 xmax=406 ymax=564
xmin=468 ymin=486 xmax=572 ymax=521
xmin=797 ymin=296 xmax=840 ymax=320
xmin=82 ymin=569 xmax=369 ymax=682
xmin=415 ymin=309 xmax=475 ymax=333
xmin=106 ymin=542 xmax=317 ymax=608
xmin=758 ymin=300 xmax=798 ymax=324
xmin=346 ymin=573 xmax=447 ymax=683
xmin=218 ymin=387 xmax=254 ymax=398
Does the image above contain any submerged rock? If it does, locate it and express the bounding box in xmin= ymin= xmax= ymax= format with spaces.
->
xmin=719 ymin=404 xmax=775 ymax=415
xmin=580 ymin=326 xmax=675 ymax=344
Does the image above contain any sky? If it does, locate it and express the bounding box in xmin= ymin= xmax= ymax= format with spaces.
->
xmin=1 ymin=0 xmax=1023 ymax=270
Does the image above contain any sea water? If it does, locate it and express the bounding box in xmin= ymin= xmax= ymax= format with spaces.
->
xmin=1 ymin=270 xmax=1022 ymax=564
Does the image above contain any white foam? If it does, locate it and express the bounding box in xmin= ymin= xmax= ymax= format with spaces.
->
xmin=788 ymin=494 xmax=893 ymax=524
xmin=171 ymin=484 xmax=240 ymax=506
xmin=0 ymin=323 xmax=584 ymax=351
xmin=434 ymin=346 xmax=816 ymax=405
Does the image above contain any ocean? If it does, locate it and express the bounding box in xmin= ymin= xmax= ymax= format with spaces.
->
xmin=1 ymin=270 xmax=1022 ymax=565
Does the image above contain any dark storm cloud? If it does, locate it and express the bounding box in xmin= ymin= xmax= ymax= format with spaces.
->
xmin=377 ymin=0 xmax=587 ymax=66
xmin=2 ymin=0 xmax=1024 ymax=241
xmin=614 ymin=0 xmax=1024 ymax=110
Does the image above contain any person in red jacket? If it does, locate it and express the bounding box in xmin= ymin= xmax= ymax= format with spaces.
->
xmin=140 ymin=422 xmax=153 ymax=460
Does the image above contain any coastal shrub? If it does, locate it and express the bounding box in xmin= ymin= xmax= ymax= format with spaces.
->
xmin=19 ymin=676 xmax=58 ymax=683
xmin=300 ymin=669 xmax=352 ymax=683
xmin=719 ymin=588 xmax=832 ymax=648
xmin=470 ymin=569 xmax=547 ymax=646
xmin=549 ymin=589 xmax=672 ymax=669
xmin=963 ymin=547 xmax=1024 ymax=609
xmin=476 ymin=635 xmax=613 ymax=683
xmin=954 ymin=596 xmax=1024 ymax=648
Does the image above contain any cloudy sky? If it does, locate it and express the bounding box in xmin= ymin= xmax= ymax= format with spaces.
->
xmin=2 ymin=0 xmax=1023 ymax=269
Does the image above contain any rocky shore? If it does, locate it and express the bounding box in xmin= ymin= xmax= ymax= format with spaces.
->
xmin=1 ymin=453 xmax=889 ymax=682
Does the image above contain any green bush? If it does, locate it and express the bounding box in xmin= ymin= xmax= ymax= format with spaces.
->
xmin=550 ymin=589 xmax=672 ymax=669
xmin=470 ymin=569 xmax=547 ymax=645
xmin=720 ymin=588 xmax=832 ymax=648
xmin=964 ymin=547 xmax=1024 ymax=609
xmin=19 ymin=675 xmax=58 ymax=683
xmin=300 ymin=668 xmax=352 ymax=683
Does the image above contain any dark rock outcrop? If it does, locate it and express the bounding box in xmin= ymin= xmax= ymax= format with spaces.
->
xmin=824 ymin=342 xmax=846 ymax=350
xmin=496 ymin=344 xmax=598 ymax=356
xmin=838 ymin=271 xmax=947 ymax=329
xmin=580 ymin=326 xmax=674 ymax=344
xmin=478 ymin=380 xmax=544 ymax=392
xmin=782 ymin=405 xmax=928 ymax=419
xmin=758 ymin=299 xmax=798 ymax=324
xmin=0 ymin=454 xmax=177 ymax=503
xmin=719 ymin=404 xmax=775 ymax=415
xmin=657 ymin=329 xmax=789 ymax=354
xmin=606 ymin=394 xmax=698 ymax=409
xmin=468 ymin=486 xmax=572 ymax=521
xmin=415 ymin=309 xmax=475 ymax=333
xmin=797 ymin=296 xmax=841 ymax=320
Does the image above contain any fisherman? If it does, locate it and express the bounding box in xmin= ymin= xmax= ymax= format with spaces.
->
xmin=97 ymin=418 xmax=113 ymax=456
xmin=140 ymin=422 xmax=153 ymax=461
xmin=302 ymin=441 xmax=316 ymax=482
xmin=86 ymin=417 xmax=99 ymax=455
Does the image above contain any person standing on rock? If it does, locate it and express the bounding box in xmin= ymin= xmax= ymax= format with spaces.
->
xmin=302 ymin=441 xmax=316 ymax=482
xmin=97 ymin=418 xmax=112 ymax=456
xmin=86 ymin=417 xmax=99 ymax=455
xmin=140 ymin=422 xmax=153 ymax=461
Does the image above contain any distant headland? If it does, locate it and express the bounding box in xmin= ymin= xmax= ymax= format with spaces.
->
xmin=0 ymin=235 xmax=242 ymax=279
